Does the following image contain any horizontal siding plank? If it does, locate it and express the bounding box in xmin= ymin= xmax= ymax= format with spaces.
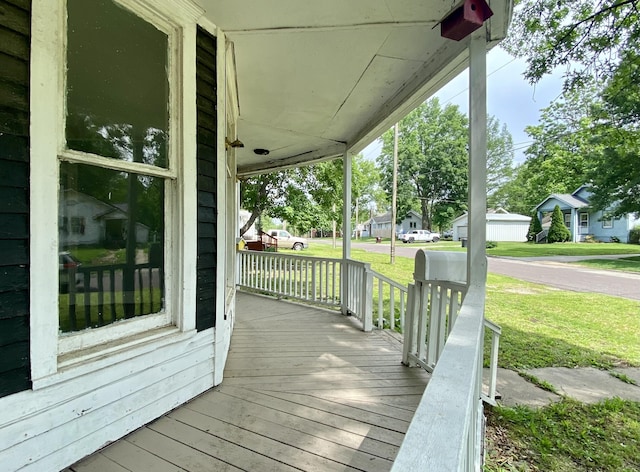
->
xmin=0 ymin=108 xmax=29 ymax=135
xmin=0 ymin=1 xmax=30 ymax=35
xmin=0 ymin=262 xmax=28 ymax=291
xmin=0 ymin=185 xmax=28 ymax=212
xmin=196 ymin=128 xmax=215 ymax=147
xmin=0 ymin=51 xmax=29 ymax=85
xmin=0 ymin=315 xmax=29 ymax=346
xmin=0 ymin=289 xmax=28 ymax=319
xmin=197 ymin=190 xmax=215 ymax=209
xmin=0 ymin=79 xmax=28 ymax=111
xmin=0 ymin=28 xmax=29 ymax=62
xmin=0 ymin=340 xmax=28 ymax=374
xmin=0 ymin=212 xmax=27 ymax=238
xmin=0 ymin=367 xmax=30 ymax=397
xmin=0 ymin=238 xmax=28 ymax=267
xmin=195 ymin=31 xmax=216 ymax=55
xmin=0 ymin=159 xmax=28 ymax=186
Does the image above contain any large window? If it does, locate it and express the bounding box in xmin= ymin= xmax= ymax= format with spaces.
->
xmin=59 ymin=0 xmax=172 ymax=333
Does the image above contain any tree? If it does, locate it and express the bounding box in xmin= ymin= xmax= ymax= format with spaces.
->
xmin=547 ymin=205 xmax=571 ymax=243
xmin=585 ymin=46 xmax=640 ymax=217
xmin=527 ymin=211 xmax=543 ymax=242
xmin=378 ymin=99 xmax=469 ymax=231
xmin=504 ymin=0 xmax=640 ymax=91
xmin=486 ymin=115 xmax=515 ymax=208
xmin=497 ymin=89 xmax=600 ymax=214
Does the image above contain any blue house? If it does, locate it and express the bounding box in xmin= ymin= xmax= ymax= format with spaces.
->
xmin=535 ymin=186 xmax=639 ymax=243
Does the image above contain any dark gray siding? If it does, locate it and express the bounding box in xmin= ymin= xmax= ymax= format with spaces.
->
xmin=195 ymin=27 xmax=217 ymax=331
xmin=0 ymin=0 xmax=31 ymax=397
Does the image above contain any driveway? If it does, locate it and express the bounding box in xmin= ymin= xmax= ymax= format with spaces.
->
xmin=325 ymin=240 xmax=640 ymax=301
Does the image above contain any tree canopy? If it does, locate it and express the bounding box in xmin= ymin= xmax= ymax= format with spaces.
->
xmin=377 ymin=99 xmax=469 ymax=231
xmin=505 ymin=0 xmax=640 ymax=91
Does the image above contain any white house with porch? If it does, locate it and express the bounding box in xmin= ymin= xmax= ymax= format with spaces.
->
xmin=0 ymin=0 xmax=513 ymax=470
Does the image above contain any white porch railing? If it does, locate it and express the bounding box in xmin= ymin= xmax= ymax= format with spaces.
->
xmin=393 ymin=250 xmax=500 ymax=471
xmin=238 ymin=249 xmax=501 ymax=470
xmin=392 ymin=283 xmax=488 ymax=472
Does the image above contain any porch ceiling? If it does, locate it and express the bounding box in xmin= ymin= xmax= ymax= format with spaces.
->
xmin=198 ymin=0 xmax=514 ymax=176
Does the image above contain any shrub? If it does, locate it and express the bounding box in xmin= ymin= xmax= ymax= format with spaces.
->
xmin=527 ymin=211 xmax=543 ymax=242
xmin=486 ymin=241 xmax=498 ymax=249
xmin=547 ymin=205 xmax=571 ymax=243
xmin=610 ymin=236 xmax=621 ymax=243
xmin=630 ymin=226 xmax=640 ymax=245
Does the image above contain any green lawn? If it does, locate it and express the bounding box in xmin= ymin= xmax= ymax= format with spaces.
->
xmin=486 ymin=241 xmax=640 ymax=257
xmin=572 ymin=256 xmax=640 ymax=273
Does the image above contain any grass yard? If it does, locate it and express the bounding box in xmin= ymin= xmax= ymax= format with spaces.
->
xmin=486 ymin=241 xmax=640 ymax=257
xmin=485 ymin=274 xmax=640 ymax=369
xmin=572 ymin=255 xmax=640 ymax=273
xmin=484 ymin=399 xmax=640 ymax=472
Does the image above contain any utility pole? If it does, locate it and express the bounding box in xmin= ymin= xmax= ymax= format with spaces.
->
xmin=390 ymin=123 xmax=398 ymax=264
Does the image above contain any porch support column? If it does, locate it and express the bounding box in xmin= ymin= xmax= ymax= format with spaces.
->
xmin=468 ymin=32 xmax=488 ymax=288
xmin=341 ymin=148 xmax=352 ymax=315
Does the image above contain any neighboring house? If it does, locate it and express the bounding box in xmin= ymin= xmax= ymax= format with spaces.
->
xmin=0 ymin=1 xmax=512 ymax=470
xmin=452 ymin=208 xmax=531 ymax=242
xmin=369 ymin=210 xmax=422 ymax=238
xmin=535 ymin=186 xmax=639 ymax=243
xmin=60 ymin=189 xmax=150 ymax=248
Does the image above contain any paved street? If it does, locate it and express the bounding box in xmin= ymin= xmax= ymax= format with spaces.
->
xmin=314 ymin=239 xmax=640 ymax=301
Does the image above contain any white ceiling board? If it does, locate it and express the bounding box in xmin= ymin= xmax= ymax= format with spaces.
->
xmin=199 ymin=0 xmax=395 ymax=31
xmin=192 ymin=1 xmax=515 ymax=175
xmin=231 ymin=27 xmax=393 ymax=137
xmin=323 ymin=55 xmax=425 ymax=140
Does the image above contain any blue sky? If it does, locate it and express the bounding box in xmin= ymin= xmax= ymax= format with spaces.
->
xmin=362 ymin=46 xmax=564 ymax=165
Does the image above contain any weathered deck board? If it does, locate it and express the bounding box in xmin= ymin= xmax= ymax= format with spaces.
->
xmin=69 ymin=293 xmax=430 ymax=472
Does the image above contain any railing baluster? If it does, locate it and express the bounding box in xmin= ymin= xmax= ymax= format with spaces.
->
xmin=97 ymin=268 xmax=104 ymax=325
xmin=138 ymin=267 xmax=144 ymax=315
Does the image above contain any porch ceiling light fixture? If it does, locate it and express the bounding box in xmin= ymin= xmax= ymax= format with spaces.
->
xmin=440 ymin=0 xmax=493 ymax=41
xmin=225 ymin=137 xmax=245 ymax=149
xmin=253 ymin=148 xmax=270 ymax=156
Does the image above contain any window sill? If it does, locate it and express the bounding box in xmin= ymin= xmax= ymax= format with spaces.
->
xmin=32 ymin=326 xmax=197 ymax=390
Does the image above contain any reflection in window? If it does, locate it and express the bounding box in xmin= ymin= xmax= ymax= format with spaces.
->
xmin=60 ymin=0 xmax=170 ymax=334
xmin=59 ymin=163 xmax=165 ymax=332
xmin=66 ymin=0 xmax=169 ymax=168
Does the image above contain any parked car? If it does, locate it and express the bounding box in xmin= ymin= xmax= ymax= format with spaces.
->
xmin=59 ymin=251 xmax=83 ymax=291
xmin=400 ymin=229 xmax=440 ymax=243
xmin=266 ymin=229 xmax=308 ymax=250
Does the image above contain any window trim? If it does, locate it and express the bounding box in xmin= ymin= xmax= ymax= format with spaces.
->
xmin=579 ymin=212 xmax=589 ymax=234
xmin=602 ymin=215 xmax=614 ymax=229
xmin=30 ymin=0 xmax=202 ymax=383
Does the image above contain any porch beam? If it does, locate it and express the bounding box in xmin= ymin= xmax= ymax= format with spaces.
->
xmin=467 ymin=32 xmax=488 ymax=288
xmin=342 ymin=148 xmax=352 ymax=315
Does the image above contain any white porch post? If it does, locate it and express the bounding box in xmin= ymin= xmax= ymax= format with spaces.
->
xmin=342 ymin=148 xmax=352 ymax=315
xmin=468 ymin=33 xmax=488 ymax=288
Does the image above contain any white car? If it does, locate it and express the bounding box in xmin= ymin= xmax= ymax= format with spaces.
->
xmin=401 ymin=229 xmax=440 ymax=243
xmin=266 ymin=229 xmax=309 ymax=250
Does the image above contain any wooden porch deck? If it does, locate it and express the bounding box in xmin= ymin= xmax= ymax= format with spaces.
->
xmin=68 ymin=292 xmax=431 ymax=472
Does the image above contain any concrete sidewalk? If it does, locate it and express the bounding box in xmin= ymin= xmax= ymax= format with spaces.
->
xmin=486 ymin=366 xmax=640 ymax=407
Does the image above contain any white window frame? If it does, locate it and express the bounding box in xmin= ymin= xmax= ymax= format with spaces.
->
xmin=564 ymin=212 xmax=571 ymax=228
xmin=602 ymin=215 xmax=613 ymax=229
xmin=30 ymin=0 xmax=202 ymax=383
xmin=579 ymin=213 xmax=589 ymax=234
